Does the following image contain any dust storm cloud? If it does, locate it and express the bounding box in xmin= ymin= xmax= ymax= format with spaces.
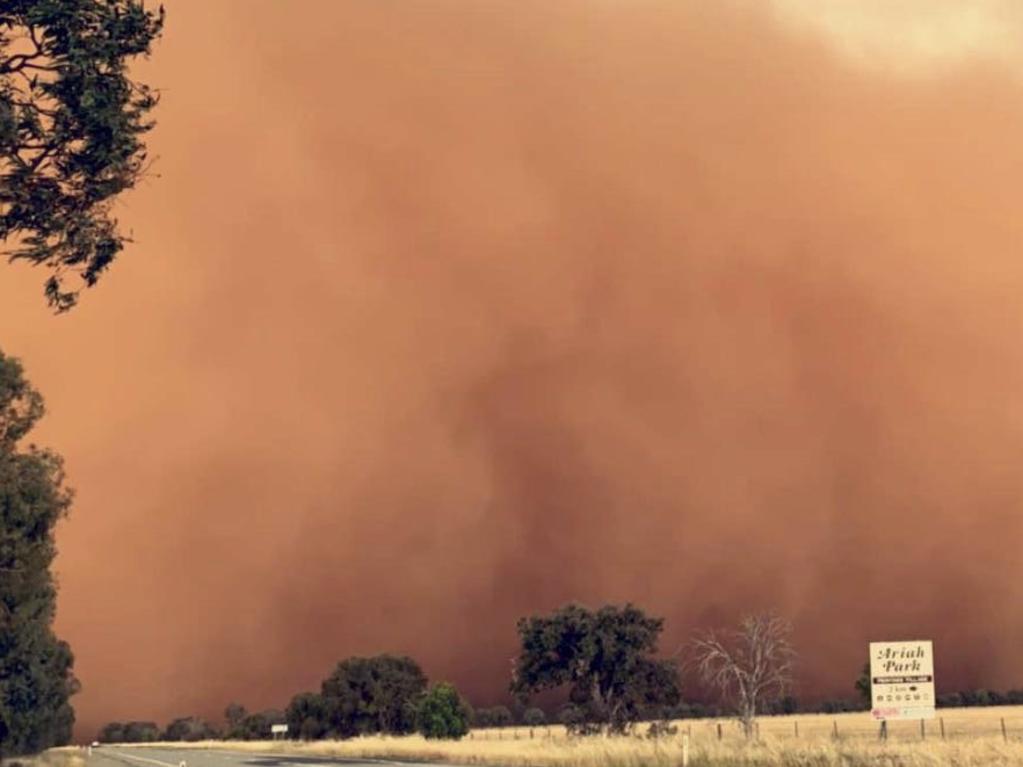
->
xmin=1 ymin=0 xmax=1023 ymax=735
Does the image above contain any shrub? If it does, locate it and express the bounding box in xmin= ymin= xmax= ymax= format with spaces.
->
xmin=523 ymin=707 xmax=546 ymax=727
xmin=415 ymin=683 xmax=470 ymax=740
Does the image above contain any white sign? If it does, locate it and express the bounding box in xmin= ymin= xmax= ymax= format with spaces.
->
xmin=870 ymin=640 xmax=935 ymax=720
xmin=271 ymin=724 xmax=288 ymax=734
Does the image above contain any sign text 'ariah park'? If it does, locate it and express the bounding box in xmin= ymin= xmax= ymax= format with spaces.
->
xmin=870 ymin=640 xmax=935 ymax=721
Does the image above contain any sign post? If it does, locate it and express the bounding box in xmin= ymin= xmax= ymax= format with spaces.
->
xmin=271 ymin=723 xmax=288 ymax=740
xmin=870 ymin=640 xmax=935 ymax=722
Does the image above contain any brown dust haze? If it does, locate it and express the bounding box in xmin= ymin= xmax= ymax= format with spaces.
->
xmin=1 ymin=0 xmax=1023 ymax=737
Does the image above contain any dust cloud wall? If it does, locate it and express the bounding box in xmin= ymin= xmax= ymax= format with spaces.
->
xmin=1 ymin=0 xmax=1022 ymax=736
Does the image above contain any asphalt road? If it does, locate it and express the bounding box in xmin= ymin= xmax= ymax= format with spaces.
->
xmin=88 ymin=747 xmax=423 ymax=767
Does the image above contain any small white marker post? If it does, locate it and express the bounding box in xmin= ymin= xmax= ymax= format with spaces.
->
xmin=682 ymin=733 xmax=690 ymax=767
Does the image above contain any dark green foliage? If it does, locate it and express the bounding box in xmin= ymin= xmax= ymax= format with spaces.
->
xmin=285 ymin=692 xmax=328 ymax=741
xmin=287 ymin=655 xmax=428 ymax=740
xmin=161 ymin=716 xmax=219 ymax=742
xmin=819 ymin=699 xmax=859 ymax=714
xmin=96 ymin=722 xmax=123 ymax=743
xmin=763 ymin=695 xmax=800 ymax=715
xmin=511 ymin=603 xmax=681 ymax=734
xmin=0 ymin=0 xmax=164 ymax=311
xmin=321 ymin=654 xmax=427 ymax=737
xmin=557 ymin=703 xmax=583 ymax=727
xmin=933 ymin=688 xmax=1023 ymax=708
xmin=659 ymin=702 xmax=719 ymax=719
xmin=414 ymin=682 xmax=470 ymax=740
xmin=223 ymin=702 xmax=246 ymax=735
xmin=971 ymin=689 xmax=993 ymax=707
xmin=225 ymin=708 xmax=284 ymax=740
xmin=119 ymin=721 xmax=158 ymax=742
xmin=556 ymin=703 xmax=599 ymax=736
xmin=473 ymin=705 xmax=512 ymax=728
xmin=522 ymin=707 xmax=545 ymax=727
xmin=0 ymin=350 xmax=77 ymax=758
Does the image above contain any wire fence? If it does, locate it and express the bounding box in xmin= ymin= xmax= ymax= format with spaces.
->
xmin=466 ymin=711 xmax=1023 ymax=744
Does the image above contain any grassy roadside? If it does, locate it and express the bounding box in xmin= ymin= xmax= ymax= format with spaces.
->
xmin=2 ymin=749 xmax=85 ymax=767
xmin=110 ymin=707 xmax=1023 ymax=767
xmin=124 ymin=729 xmax=1023 ymax=767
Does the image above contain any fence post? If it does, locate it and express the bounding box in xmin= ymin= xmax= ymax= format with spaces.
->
xmin=833 ymin=720 xmax=839 ymax=739
xmin=920 ymin=719 xmax=925 ymax=740
xmin=682 ymin=734 xmax=690 ymax=767
xmin=940 ymin=718 xmax=945 ymax=741
xmin=794 ymin=721 xmax=799 ymax=738
xmin=1002 ymin=717 xmax=1008 ymax=743
xmin=717 ymin=722 xmax=722 ymax=741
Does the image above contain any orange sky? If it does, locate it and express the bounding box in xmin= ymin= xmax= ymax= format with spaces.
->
xmin=2 ymin=0 xmax=1023 ymax=738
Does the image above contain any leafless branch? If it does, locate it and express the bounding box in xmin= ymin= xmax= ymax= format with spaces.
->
xmin=690 ymin=612 xmax=796 ymax=739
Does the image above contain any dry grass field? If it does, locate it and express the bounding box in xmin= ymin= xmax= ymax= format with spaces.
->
xmin=5 ymin=749 xmax=86 ymax=767
xmin=130 ymin=706 xmax=1023 ymax=766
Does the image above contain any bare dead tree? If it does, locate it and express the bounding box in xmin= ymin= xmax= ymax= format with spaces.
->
xmin=690 ymin=613 xmax=795 ymax=739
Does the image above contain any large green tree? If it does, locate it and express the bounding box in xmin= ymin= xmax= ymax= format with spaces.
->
xmin=320 ymin=655 xmax=428 ymax=738
xmin=0 ymin=0 xmax=164 ymax=311
xmin=0 ymin=350 xmax=78 ymax=757
xmin=511 ymin=603 xmax=681 ymax=734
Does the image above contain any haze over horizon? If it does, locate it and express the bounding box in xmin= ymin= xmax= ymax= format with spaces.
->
xmin=2 ymin=0 xmax=1023 ymax=738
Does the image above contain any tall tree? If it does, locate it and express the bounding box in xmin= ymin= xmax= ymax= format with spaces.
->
xmin=511 ymin=603 xmax=681 ymax=734
xmin=0 ymin=0 xmax=164 ymax=311
xmin=691 ymin=612 xmax=796 ymax=739
xmin=0 ymin=350 xmax=78 ymax=757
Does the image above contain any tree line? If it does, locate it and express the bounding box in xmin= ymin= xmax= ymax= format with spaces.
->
xmin=95 ymin=603 xmax=1023 ymax=744
xmin=96 ymin=604 xmax=798 ymax=742
xmin=100 ymin=658 xmax=472 ymax=743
